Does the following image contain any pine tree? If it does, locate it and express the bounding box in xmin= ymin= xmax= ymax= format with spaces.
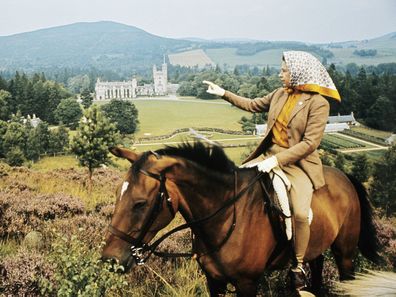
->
xmin=334 ymin=153 xmax=346 ymax=172
xmin=48 ymin=125 xmax=69 ymax=155
xmin=351 ymin=153 xmax=370 ymax=183
xmin=25 ymin=125 xmax=41 ymax=161
xmin=80 ymin=89 xmax=93 ymax=109
xmin=0 ymin=120 xmax=8 ymax=158
xmin=0 ymin=90 xmax=12 ymax=121
xmin=71 ymin=105 xmax=119 ymax=192
xmin=35 ymin=122 xmax=51 ymax=155
xmin=370 ymin=145 xmax=396 ymax=217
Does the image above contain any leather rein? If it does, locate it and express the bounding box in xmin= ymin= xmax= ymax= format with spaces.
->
xmin=108 ymin=151 xmax=266 ymax=265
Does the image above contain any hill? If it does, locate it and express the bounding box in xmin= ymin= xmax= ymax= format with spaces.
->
xmin=0 ymin=21 xmax=194 ymax=71
xmin=0 ymin=21 xmax=394 ymax=71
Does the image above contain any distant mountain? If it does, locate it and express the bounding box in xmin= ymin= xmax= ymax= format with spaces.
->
xmin=0 ymin=21 xmax=394 ymax=72
xmin=0 ymin=21 xmax=195 ymax=71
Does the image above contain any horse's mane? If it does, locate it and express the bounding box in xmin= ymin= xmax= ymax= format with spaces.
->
xmin=132 ymin=142 xmax=236 ymax=176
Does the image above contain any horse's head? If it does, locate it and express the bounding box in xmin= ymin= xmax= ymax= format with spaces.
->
xmin=102 ymin=147 xmax=184 ymax=271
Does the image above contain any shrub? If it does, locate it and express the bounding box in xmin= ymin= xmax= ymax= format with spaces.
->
xmin=39 ymin=231 xmax=129 ymax=297
xmin=5 ymin=147 xmax=26 ymax=166
xmin=0 ymin=190 xmax=84 ymax=238
xmin=42 ymin=214 xmax=109 ymax=249
xmin=0 ymin=248 xmax=54 ymax=296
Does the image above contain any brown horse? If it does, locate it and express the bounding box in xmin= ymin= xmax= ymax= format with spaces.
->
xmin=102 ymin=142 xmax=381 ymax=296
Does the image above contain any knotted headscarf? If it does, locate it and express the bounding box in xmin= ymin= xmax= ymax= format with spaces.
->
xmin=283 ymin=51 xmax=341 ymax=101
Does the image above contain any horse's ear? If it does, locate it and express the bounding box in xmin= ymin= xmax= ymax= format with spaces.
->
xmin=109 ymin=147 xmax=140 ymax=163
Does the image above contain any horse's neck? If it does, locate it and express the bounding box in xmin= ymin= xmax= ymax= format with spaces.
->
xmin=178 ymin=169 xmax=267 ymax=241
xmin=175 ymin=166 xmax=234 ymax=220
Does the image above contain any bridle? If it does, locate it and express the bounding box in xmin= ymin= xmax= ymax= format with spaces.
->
xmin=108 ymin=151 xmax=175 ymax=265
xmin=108 ymin=151 xmax=267 ymax=265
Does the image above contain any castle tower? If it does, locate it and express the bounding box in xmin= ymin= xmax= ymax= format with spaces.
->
xmin=153 ymin=58 xmax=168 ymax=96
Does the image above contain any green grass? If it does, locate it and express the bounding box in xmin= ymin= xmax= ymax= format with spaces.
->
xmin=206 ymin=48 xmax=285 ymax=68
xmin=322 ymin=133 xmax=370 ymax=149
xmin=205 ymin=46 xmax=396 ymax=68
xmin=31 ymin=155 xmax=79 ymax=171
xmin=351 ymin=126 xmax=392 ymax=140
xmin=132 ymin=99 xmax=249 ymax=137
xmin=350 ymin=150 xmax=387 ymax=161
xmin=327 ymin=47 xmax=396 ymax=66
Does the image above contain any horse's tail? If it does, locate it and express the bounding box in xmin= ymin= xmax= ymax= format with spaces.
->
xmin=346 ymin=174 xmax=382 ymax=264
xmin=334 ymin=270 xmax=396 ymax=296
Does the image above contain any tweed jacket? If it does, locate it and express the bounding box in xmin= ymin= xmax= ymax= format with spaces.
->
xmin=223 ymin=87 xmax=330 ymax=190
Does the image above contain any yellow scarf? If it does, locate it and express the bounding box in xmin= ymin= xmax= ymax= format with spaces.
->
xmin=272 ymin=92 xmax=302 ymax=147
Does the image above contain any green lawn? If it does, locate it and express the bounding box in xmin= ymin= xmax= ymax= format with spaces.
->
xmin=322 ymin=133 xmax=372 ymax=149
xmin=351 ymin=126 xmax=392 ymax=140
xmin=206 ymin=48 xmax=285 ymax=68
xmin=132 ymin=99 xmax=250 ymax=137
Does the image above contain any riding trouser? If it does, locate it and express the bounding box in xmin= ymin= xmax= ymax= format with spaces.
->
xmin=244 ymin=144 xmax=313 ymax=264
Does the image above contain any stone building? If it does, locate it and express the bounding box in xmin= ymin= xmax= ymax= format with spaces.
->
xmin=95 ymin=78 xmax=138 ymax=100
xmin=94 ymin=60 xmax=174 ymax=100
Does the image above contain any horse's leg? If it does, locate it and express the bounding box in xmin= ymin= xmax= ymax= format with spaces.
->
xmin=331 ymin=243 xmax=355 ymax=281
xmin=330 ymin=202 xmax=360 ymax=281
xmin=308 ymin=254 xmax=324 ymax=295
xmin=234 ymin=278 xmax=259 ymax=297
xmin=205 ymin=273 xmax=227 ymax=297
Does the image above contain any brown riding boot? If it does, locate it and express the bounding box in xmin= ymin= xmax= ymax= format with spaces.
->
xmin=289 ymin=266 xmax=307 ymax=291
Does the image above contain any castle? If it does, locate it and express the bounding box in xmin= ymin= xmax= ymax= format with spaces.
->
xmin=94 ymin=61 xmax=177 ymax=100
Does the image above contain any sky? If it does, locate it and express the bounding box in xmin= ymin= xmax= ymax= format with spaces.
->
xmin=1 ymin=0 xmax=395 ymax=43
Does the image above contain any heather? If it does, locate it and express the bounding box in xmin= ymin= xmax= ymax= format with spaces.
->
xmin=0 ymin=160 xmax=395 ymax=296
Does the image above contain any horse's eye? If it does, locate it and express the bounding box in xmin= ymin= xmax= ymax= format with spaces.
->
xmin=133 ymin=200 xmax=148 ymax=211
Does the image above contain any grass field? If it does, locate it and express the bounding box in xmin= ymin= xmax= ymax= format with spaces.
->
xmin=350 ymin=126 xmax=392 ymax=140
xmin=132 ymin=99 xmax=250 ymax=137
xmin=205 ymin=46 xmax=396 ymax=69
xmin=327 ymin=47 xmax=396 ymax=66
xmin=322 ymin=133 xmax=371 ymax=150
xmin=168 ymin=49 xmax=215 ymax=68
xmin=205 ymin=48 xmax=284 ymax=68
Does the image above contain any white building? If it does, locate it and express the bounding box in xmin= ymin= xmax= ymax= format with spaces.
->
xmin=255 ymin=116 xmax=353 ymax=136
xmin=385 ymin=134 xmax=396 ymax=145
xmin=328 ymin=112 xmax=357 ymax=125
xmin=153 ymin=62 xmax=167 ymax=96
xmin=94 ymin=59 xmax=177 ymax=100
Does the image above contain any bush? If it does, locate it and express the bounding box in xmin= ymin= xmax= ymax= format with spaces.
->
xmin=0 ymin=248 xmax=54 ymax=296
xmin=39 ymin=231 xmax=129 ymax=297
xmin=5 ymin=147 xmax=26 ymax=166
xmin=42 ymin=214 xmax=109 ymax=249
xmin=0 ymin=190 xmax=85 ymax=238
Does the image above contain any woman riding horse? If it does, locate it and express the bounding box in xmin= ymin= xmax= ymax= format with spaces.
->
xmin=203 ymin=51 xmax=341 ymax=290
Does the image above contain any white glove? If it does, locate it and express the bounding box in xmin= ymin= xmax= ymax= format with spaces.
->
xmin=203 ymin=80 xmax=225 ymax=97
xmin=245 ymin=156 xmax=278 ymax=173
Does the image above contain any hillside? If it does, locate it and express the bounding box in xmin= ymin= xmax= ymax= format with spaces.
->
xmin=0 ymin=21 xmax=394 ymax=71
xmin=0 ymin=21 xmax=194 ymax=71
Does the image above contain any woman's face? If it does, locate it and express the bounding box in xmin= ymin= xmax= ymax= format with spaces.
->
xmin=279 ymin=61 xmax=291 ymax=88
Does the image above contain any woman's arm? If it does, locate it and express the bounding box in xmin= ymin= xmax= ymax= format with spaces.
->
xmin=222 ymin=88 xmax=280 ymax=113
xmin=203 ymin=80 xmax=280 ymax=113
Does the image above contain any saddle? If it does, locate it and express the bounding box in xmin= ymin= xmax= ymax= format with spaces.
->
xmin=264 ymin=167 xmax=313 ymax=241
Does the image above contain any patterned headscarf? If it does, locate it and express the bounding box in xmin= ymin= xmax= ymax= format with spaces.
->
xmin=283 ymin=51 xmax=341 ymax=101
